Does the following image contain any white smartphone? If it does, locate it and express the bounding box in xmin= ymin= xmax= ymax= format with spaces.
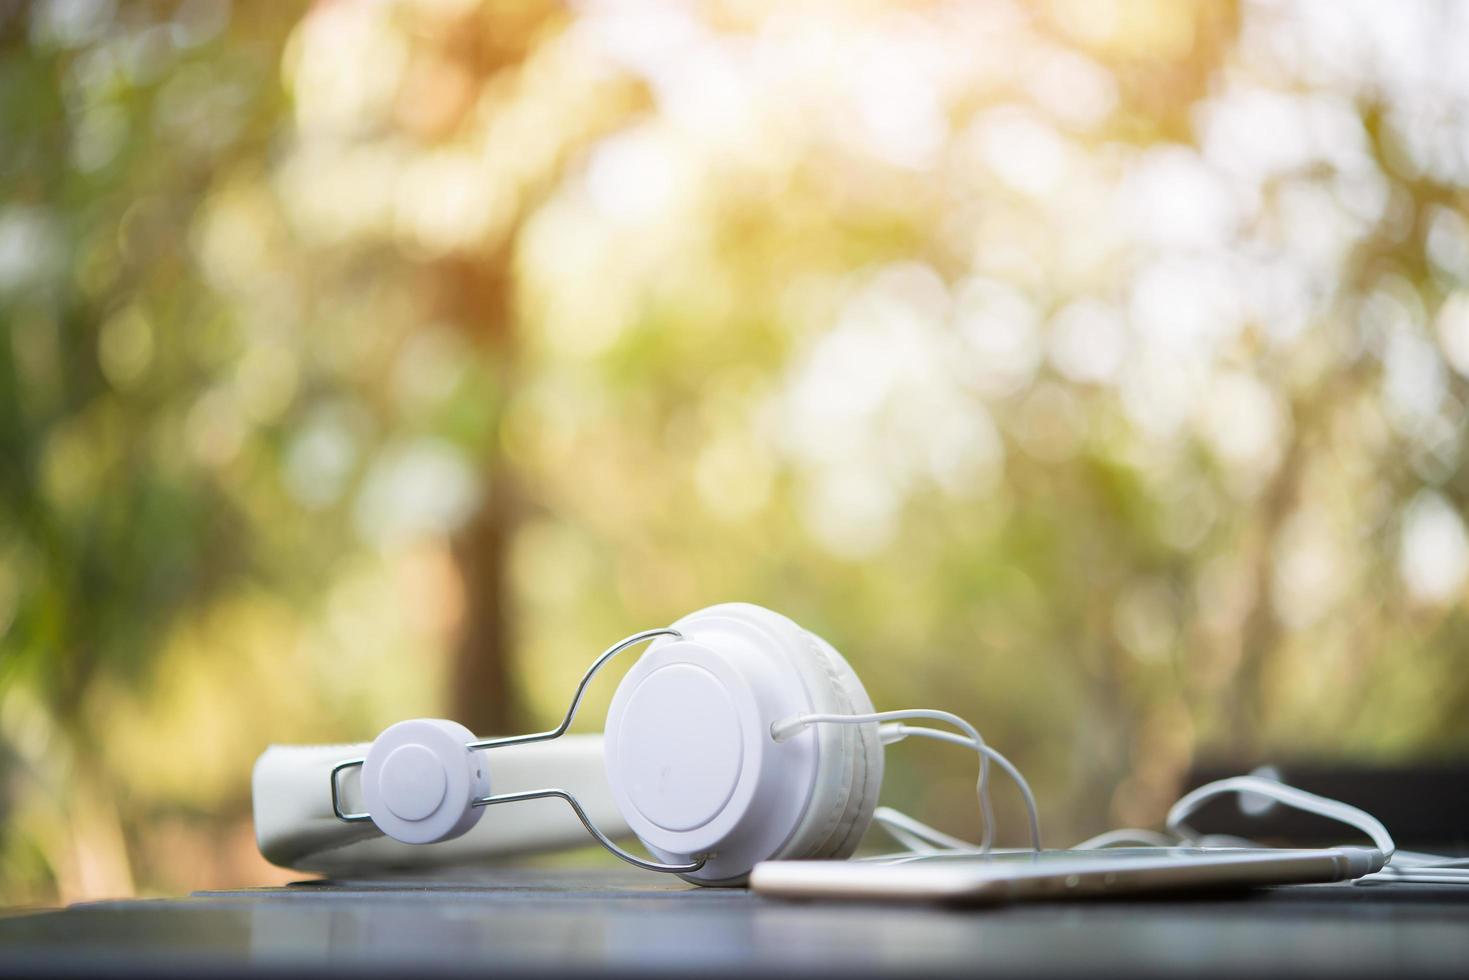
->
xmin=749 ymin=847 xmax=1385 ymax=905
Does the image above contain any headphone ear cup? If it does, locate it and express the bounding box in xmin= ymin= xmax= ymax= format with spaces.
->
xmin=700 ymin=604 xmax=883 ymax=863
xmin=603 ymin=602 xmax=884 ymax=884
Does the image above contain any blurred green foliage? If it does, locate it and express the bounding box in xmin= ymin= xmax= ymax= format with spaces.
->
xmin=3 ymin=0 xmax=1469 ymax=904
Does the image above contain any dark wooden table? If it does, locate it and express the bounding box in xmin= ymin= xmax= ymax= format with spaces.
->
xmin=2 ymin=866 xmax=1467 ymax=977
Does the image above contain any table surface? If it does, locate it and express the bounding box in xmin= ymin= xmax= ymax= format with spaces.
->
xmin=2 ymin=866 xmax=1468 ymax=978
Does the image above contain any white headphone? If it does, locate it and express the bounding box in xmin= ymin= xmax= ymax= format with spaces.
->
xmin=256 ymin=603 xmax=891 ymax=885
xmin=255 ymin=599 xmax=1457 ymax=888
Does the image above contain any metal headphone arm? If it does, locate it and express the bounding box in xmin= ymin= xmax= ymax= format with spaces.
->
xmin=328 ymin=627 xmax=708 ymax=875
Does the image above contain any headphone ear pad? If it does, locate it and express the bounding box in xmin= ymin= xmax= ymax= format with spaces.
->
xmin=709 ymin=604 xmax=883 ymax=863
xmin=776 ymin=627 xmax=884 ymax=861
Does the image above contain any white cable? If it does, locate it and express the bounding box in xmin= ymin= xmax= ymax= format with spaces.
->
xmin=872 ymin=806 xmax=976 ymax=853
xmin=1365 ymin=853 xmax=1469 ymax=884
xmin=1389 ymin=850 xmax=1469 ymax=868
xmin=1087 ymin=775 xmax=1469 ymax=886
xmin=777 ymin=711 xmax=1460 ymax=886
xmin=1364 ymin=872 xmax=1469 ymax=884
xmin=772 ymin=709 xmax=1044 ymax=853
xmin=1166 ymin=775 xmax=1396 ymax=859
xmin=883 ymin=723 xmax=1043 ymax=853
xmin=1073 ymin=828 xmax=1177 ymax=849
xmin=880 ymin=760 xmax=1463 ymax=885
xmin=772 ymin=708 xmax=995 ymax=851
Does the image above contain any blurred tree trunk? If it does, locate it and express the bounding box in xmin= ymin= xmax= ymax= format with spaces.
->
xmin=419 ymin=4 xmax=645 ymax=734
xmin=420 ymin=2 xmax=562 ymax=737
xmin=442 ymin=251 xmax=521 ymax=735
xmin=450 ymin=469 xmax=519 ymax=734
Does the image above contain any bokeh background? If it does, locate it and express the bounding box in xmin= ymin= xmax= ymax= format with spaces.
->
xmin=4 ymin=0 xmax=1469 ymax=904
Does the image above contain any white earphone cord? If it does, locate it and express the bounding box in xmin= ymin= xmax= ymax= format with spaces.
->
xmin=1165 ymin=775 xmax=1395 ymax=856
xmin=775 ymin=712 xmax=1468 ymax=882
xmin=771 ymin=709 xmax=1043 ymax=854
